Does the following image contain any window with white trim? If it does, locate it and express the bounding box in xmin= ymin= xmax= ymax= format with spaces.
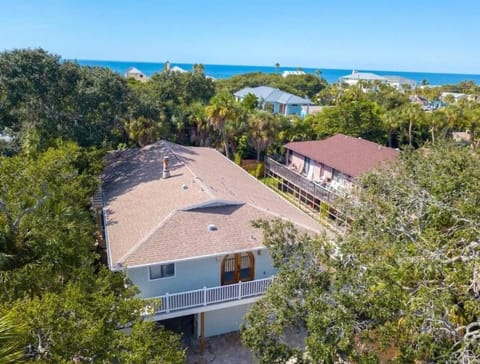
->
xmin=149 ymin=263 xmax=175 ymax=279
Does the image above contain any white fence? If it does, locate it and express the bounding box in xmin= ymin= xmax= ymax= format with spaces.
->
xmin=150 ymin=276 xmax=273 ymax=315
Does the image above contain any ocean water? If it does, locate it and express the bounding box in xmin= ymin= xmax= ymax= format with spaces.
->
xmin=75 ymin=59 xmax=480 ymax=86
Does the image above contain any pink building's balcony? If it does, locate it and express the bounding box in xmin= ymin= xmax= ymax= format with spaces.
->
xmin=264 ymin=157 xmax=341 ymax=203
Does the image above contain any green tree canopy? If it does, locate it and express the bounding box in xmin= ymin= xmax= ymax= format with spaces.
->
xmin=0 ymin=142 xmax=185 ymax=362
xmin=136 ymin=69 xmax=215 ymax=144
xmin=0 ymin=49 xmax=129 ymax=151
xmin=0 ymin=143 xmax=101 ymax=299
xmin=206 ymin=92 xmax=242 ymax=158
xmin=314 ymin=96 xmax=387 ymax=144
xmin=5 ymin=268 xmax=185 ymax=363
xmin=215 ymin=72 xmax=327 ymax=99
xmin=243 ymin=142 xmax=480 ymax=363
xmin=248 ymin=111 xmax=279 ymax=161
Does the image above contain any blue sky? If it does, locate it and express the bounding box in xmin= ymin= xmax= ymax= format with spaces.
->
xmin=0 ymin=0 xmax=478 ymax=73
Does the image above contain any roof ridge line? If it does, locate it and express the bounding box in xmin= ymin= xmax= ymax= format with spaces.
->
xmin=117 ymin=141 xmax=217 ymax=266
xmin=214 ymin=148 xmax=325 ymax=234
xmin=165 ymin=142 xmax=216 ymax=200
xmin=245 ymin=202 xmax=325 ymax=235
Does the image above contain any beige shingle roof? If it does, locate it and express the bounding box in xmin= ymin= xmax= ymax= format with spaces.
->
xmin=102 ymin=141 xmax=324 ymax=268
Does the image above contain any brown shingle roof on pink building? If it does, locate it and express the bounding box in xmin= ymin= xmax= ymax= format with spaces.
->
xmin=284 ymin=134 xmax=398 ymax=178
xmin=102 ymin=141 xmax=325 ymax=268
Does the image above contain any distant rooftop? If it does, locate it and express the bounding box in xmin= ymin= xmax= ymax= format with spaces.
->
xmin=284 ymin=134 xmax=398 ymax=178
xmin=170 ymin=65 xmax=188 ymax=73
xmin=234 ymin=86 xmax=311 ymax=105
xmin=341 ymin=71 xmax=385 ymax=81
xmin=125 ymin=66 xmax=143 ymax=74
xmin=282 ymin=70 xmax=306 ymax=77
xmin=452 ymin=131 xmax=471 ymax=143
xmin=124 ymin=66 xmax=148 ymax=81
xmin=340 ymin=70 xmax=416 ymax=87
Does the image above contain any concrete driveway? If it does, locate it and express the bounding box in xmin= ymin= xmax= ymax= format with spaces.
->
xmin=186 ymin=332 xmax=256 ymax=364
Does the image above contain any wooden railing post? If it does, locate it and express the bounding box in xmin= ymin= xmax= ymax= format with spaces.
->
xmin=203 ymin=286 xmax=207 ymax=306
xmin=165 ymin=293 xmax=170 ymax=313
xmin=238 ymin=280 xmax=242 ymax=300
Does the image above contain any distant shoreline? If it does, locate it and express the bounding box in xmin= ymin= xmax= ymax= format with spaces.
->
xmin=74 ymin=59 xmax=480 ymax=85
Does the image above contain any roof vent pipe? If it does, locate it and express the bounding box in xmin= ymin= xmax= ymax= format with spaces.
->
xmin=162 ymin=156 xmax=170 ymax=179
xmin=208 ymin=224 xmax=218 ymax=231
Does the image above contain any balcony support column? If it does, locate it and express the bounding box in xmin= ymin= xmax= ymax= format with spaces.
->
xmin=199 ymin=312 xmax=205 ymax=354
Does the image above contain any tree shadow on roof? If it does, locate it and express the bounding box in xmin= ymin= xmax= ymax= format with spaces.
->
xmin=101 ymin=141 xmax=198 ymax=203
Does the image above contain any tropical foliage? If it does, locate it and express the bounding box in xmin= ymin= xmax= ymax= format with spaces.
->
xmin=2 ymin=47 xmax=480 ymax=362
xmin=0 ymin=143 xmax=185 ymax=362
xmin=242 ymin=142 xmax=480 ymax=363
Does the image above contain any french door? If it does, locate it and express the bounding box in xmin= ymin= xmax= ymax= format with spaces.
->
xmin=221 ymin=252 xmax=254 ymax=285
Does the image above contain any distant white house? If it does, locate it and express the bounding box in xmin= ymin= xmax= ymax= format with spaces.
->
xmin=383 ymin=75 xmax=417 ymax=90
xmin=164 ymin=63 xmax=214 ymax=78
xmin=125 ymin=67 xmax=148 ymax=82
xmin=340 ymin=70 xmax=416 ymax=90
xmin=340 ymin=71 xmax=385 ymax=85
xmin=0 ymin=132 xmax=13 ymax=143
xmin=282 ymin=70 xmax=306 ymax=77
xmin=170 ymin=65 xmax=188 ymax=73
xmin=301 ymin=105 xmax=326 ymax=115
xmin=234 ymin=86 xmax=312 ymax=117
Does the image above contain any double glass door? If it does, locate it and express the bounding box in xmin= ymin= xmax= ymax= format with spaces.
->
xmin=221 ymin=252 xmax=254 ymax=285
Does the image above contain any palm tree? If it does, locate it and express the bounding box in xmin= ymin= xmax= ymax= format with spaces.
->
xmin=274 ymin=63 xmax=280 ymax=74
xmin=188 ymin=102 xmax=210 ymax=147
xmin=444 ymin=104 xmax=463 ymax=130
xmin=401 ymin=103 xmax=424 ymax=146
xmin=0 ymin=313 xmax=24 ymax=363
xmin=193 ymin=64 xmax=205 ymax=75
xmin=462 ymin=101 xmax=480 ymax=150
xmin=427 ymin=109 xmax=447 ymax=144
xmin=205 ymin=93 xmax=240 ymax=159
xmin=124 ymin=116 xmax=160 ymax=147
xmin=382 ymin=109 xmax=402 ymax=148
xmin=248 ymin=111 xmax=278 ymax=162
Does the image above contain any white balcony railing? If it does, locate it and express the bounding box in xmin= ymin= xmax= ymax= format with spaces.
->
xmin=148 ymin=276 xmax=273 ymax=316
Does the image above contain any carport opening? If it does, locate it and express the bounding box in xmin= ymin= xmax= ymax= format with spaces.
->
xmin=156 ymin=315 xmax=195 ymax=344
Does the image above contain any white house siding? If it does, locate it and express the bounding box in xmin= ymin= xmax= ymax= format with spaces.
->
xmin=272 ymin=103 xmax=281 ymax=114
xmin=288 ymin=151 xmax=305 ymax=174
xmin=321 ymin=165 xmax=333 ymax=181
xmin=199 ymin=303 xmax=253 ymax=337
xmin=253 ymin=250 xmax=276 ymax=279
xmin=286 ymin=104 xmax=302 ymax=115
xmin=271 ymin=103 xmax=304 ymax=116
xmin=126 ymin=248 xmax=276 ymax=299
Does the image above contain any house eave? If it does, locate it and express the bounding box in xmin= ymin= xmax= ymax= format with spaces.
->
xmin=119 ymin=246 xmax=267 ymax=270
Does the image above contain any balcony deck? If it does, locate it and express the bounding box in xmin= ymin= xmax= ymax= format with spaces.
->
xmin=145 ymin=276 xmax=273 ymax=320
xmin=264 ymin=157 xmax=350 ymax=230
xmin=264 ymin=157 xmax=340 ymax=203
